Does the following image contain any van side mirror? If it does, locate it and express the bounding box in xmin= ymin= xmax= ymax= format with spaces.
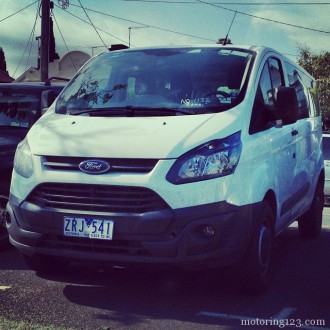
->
xmin=41 ymin=90 xmax=58 ymax=115
xmin=272 ymin=86 xmax=299 ymax=125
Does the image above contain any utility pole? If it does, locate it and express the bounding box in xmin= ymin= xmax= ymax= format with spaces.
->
xmin=40 ymin=0 xmax=50 ymax=82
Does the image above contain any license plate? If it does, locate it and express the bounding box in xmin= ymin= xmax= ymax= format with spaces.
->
xmin=64 ymin=216 xmax=114 ymax=240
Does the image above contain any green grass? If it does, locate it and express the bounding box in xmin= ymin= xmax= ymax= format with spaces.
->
xmin=0 ymin=317 xmax=76 ymax=330
xmin=0 ymin=318 xmax=111 ymax=330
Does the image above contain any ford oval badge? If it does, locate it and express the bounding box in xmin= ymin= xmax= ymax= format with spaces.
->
xmin=79 ymin=160 xmax=111 ymax=175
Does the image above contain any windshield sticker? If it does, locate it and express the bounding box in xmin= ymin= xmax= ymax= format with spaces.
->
xmin=180 ymin=98 xmax=212 ymax=107
xmin=180 ymin=96 xmax=236 ymax=107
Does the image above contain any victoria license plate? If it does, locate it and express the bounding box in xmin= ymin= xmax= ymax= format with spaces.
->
xmin=64 ymin=216 xmax=114 ymax=240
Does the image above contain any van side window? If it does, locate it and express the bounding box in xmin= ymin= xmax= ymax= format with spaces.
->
xmin=269 ymin=58 xmax=284 ymax=91
xmin=249 ymin=58 xmax=284 ymax=134
xmin=309 ymin=80 xmax=320 ymax=116
xmin=307 ymin=82 xmax=320 ymax=117
xmin=285 ymin=62 xmax=310 ymax=119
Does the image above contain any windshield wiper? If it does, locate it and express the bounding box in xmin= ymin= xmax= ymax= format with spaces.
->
xmin=126 ymin=106 xmax=195 ymax=115
xmin=69 ymin=106 xmax=195 ymax=116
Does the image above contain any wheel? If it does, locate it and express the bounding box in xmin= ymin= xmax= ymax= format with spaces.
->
xmin=298 ymin=180 xmax=324 ymax=238
xmin=21 ymin=253 xmax=70 ymax=274
xmin=0 ymin=195 xmax=10 ymax=251
xmin=240 ymin=200 xmax=274 ymax=294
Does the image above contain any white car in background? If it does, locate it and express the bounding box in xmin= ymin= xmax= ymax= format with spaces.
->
xmin=323 ymin=132 xmax=330 ymax=204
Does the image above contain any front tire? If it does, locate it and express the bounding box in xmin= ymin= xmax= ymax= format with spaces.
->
xmin=298 ymin=179 xmax=324 ymax=239
xmin=240 ymin=200 xmax=274 ymax=294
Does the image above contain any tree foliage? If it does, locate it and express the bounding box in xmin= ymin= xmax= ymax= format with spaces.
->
xmin=297 ymin=47 xmax=330 ymax=126
xmin=0 ymin=47 xmax=7 ymax=72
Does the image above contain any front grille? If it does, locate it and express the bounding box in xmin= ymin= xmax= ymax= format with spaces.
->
xmin=39 ymin=235 xmax=151 ymax=256
xmin=43 ymin=156 xmax=158 ymax=173
xmin=27 ymin=183 xmax=170 ymax=213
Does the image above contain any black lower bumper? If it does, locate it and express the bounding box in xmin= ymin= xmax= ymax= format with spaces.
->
xmin=7 ymin=194 xmax=261 ymax=269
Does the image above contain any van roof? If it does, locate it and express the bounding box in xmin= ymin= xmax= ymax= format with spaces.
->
xmin=107 ymin=44 xmax=272 ymax=53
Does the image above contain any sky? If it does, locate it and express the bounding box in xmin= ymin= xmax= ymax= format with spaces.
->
xmin=0 ymin=0 xmax=329 ymax=79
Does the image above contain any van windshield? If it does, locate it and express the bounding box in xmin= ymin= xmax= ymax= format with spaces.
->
xmin=0 ymin=90 xmax=39 ymax=128
xmin=56 ymin=47 xmax=254 ymax=116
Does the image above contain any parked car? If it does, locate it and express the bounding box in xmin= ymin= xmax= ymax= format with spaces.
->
xmin=0 ymin=79 xmax=67 ymax=250
xmin=323 ymin=132 xmax=330 ymax=205
xmin=6 ymin=45 xmax=324 ymax=293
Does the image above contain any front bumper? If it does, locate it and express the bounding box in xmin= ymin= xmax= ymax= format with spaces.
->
xmin=7 ymin=194 xmax=261 ymax=269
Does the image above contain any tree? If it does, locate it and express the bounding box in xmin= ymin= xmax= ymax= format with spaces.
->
xmin=0 ymin=47 xmax=7 ymax=72
xmin=297 ymin=47 xmax=330 ymax=127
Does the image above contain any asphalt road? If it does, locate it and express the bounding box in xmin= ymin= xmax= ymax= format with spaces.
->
xmin=1 ymin=209 xmax=330 ymax=330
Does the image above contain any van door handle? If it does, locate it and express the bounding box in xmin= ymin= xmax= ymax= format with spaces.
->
xmin=291 ymin=129 xmax=299 ymax=136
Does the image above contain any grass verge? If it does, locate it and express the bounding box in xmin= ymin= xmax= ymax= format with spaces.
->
xmin=0 ymin=317 xmax=75 ymax=330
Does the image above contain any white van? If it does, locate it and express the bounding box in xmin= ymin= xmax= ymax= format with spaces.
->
xmin=6 ymin=45 xmax=324 ymax=293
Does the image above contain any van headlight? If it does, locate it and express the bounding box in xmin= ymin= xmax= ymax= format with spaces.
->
xmin=14 ymin=138 xmax=33 ymax=178
xmin=166 ymin=132 xmax=242 ymax=184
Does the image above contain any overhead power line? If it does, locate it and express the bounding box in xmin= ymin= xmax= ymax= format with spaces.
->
xmin=69 ymin=0 xmax=330 ymax=43
xmin=119 ymin=0 xmax=330 ymax=4
xmin=68 ymin=3 xmax=216 ymax=42
xmin=119 ymin=0 xmax=330 ymax=3
xmin=52 ymin=12 xmax=78 ymax=71
xmin=0 ymin=0 xmax=39 ymax=23
xmin=196 ymin=0 xmax=330 ymax=34
xmin=76 ymin=0 xmax=108 ymax=49
xmin=25 ymin=2 xmax=40 ymax=72
xmin=13 ymin=1 xmax=40 ymax=77
xmin=54 ymin=3 xmax=129 ymax=45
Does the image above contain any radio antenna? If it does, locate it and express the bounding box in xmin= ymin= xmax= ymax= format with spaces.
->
xmin=223 ymin=11 xmax=237 ymax=45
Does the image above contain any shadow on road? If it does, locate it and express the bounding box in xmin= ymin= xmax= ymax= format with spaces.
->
xmin=0 ymin=245 xmax=27 ymax=270
xmin=2 ymin=225 xmax=330 ymax=329
xmin=41 ymin=226 xmax=330 ymax=326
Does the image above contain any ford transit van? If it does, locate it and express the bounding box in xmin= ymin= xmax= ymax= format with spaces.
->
xmin=6 ymin=45 xmax=324 ymax=293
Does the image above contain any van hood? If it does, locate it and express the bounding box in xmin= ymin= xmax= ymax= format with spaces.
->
xmin=28 ymin=111 xmax=241 ymax=158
